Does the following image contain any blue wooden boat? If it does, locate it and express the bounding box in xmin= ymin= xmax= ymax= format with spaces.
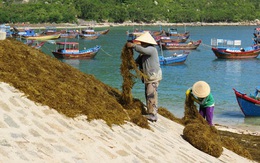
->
xmin=52 ymin=42 xmax=101 ymax=59
xmin=233 ymin=88 xmax=260 ymax=116
xmin=159 ymin=53 xmax=188 ymax=65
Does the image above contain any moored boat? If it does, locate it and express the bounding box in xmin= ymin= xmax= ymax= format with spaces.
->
xmin=98 ymin=29 xmax=110 ymax=35
xmin=82 ymin=28 xmax=110 ymax=35
xmin=52 ymin=42 xmax=101 ymax=59
xmin=233 ymin=88 xmax=260 ymax=116
xmin=22 ymin=33 xmax=61 ymax=40
xmin=42 ymin=26 xmax=60 ymax=35
xmin=165 ymin=28 xmax=190 ymax=37
xmin=161 ymin=40 xmax=201 ymax=50
xmin=159 ymin=52 xmax=189 ymax=65
xmin=79 ymin=34 xmax=100 ymax=40
xmin=156 ymin=36 xmax=189 ymax=44
xmin=25 ymin=40 xmax=45 ymax=49
xmin=211 ymin=38 xmax=260 ymax=59
xmin=60 ymin=29 xmax=79 ymax=39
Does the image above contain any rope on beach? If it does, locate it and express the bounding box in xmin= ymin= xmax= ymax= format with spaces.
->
xmin=101 ymin=47 xmax=112 ymax=56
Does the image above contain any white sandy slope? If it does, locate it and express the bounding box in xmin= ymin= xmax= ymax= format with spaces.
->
xmin=0 ymin=82 xmax=256 ymax=163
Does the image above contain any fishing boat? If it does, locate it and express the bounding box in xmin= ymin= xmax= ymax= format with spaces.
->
xmin=160 ymin=40 xmax=201 ymax=50
xmin=42 ymin=26 xmax=60 ymax=35
xmin=152 ymin=30 xmax=166 ymax=37
xmin=52 ymin=42 xmax=101 ymax=59
xmin=82 ymin=28 xmax=110 ymax=35
xmin=98 ymin=29 xmax=110 ymax=35
xmin=22 ymin=33 xmax=61 ymax=40
xmin=211 ymin=38 xmax=260 ymax=59
xmin=165 ymin=28 xmax=190 ymax=37
xmin=60 ymin=29 xmax=79 ymax=39
xmin=233 ymin=88 xmax=260 ymax=116
xmin=159 ymin=52 xmax=189 ymax=65
xmin=78 ymin=34 xmax=100 ymax=40
xmin=156 ymin=36 xmax=189 ymax=44
xmin=25 ymin=40 xmax=45 ymax=49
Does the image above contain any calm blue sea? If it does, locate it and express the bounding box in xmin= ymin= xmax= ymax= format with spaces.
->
xmin=41 ymin=25 xmax=260 ymax=130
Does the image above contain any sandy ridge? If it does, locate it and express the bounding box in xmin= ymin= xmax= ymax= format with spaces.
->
xmin=0 ymin=82 xmax=256 ymax=162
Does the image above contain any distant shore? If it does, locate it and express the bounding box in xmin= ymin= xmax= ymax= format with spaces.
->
xmin=9 ymin=21 xmax=260 ymax=30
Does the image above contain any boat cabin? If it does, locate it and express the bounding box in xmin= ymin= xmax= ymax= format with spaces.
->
xmin=55 ymin=42 xmax=79 ymax=53
xmin=168 ymin=28 xmax=178 ymax=35
xmin=211 ymin=38 xmax=242 ymax=49
xmin=23 ymin=29 xmax=36 ymax=37
xmin=82 ymin=27 xmax=95 ymax=34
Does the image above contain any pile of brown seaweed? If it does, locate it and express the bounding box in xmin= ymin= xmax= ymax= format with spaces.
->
xmin=0 ymin=38 xmax=128 ymax=126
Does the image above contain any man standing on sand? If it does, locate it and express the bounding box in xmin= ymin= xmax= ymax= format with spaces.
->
xmin=127 ymin=32 xmax=162 ymax=122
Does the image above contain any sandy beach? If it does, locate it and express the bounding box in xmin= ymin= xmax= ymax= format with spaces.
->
xmin=9 ymin=20 xmax=260 ymax=31
xmin=0 ymin=81 xmax=258 ymax=162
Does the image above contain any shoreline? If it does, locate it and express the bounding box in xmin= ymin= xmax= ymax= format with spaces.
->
xmin=9 ymin=21 xmax=260 ymax=30
xmin=215 ymin=124 xmax=260 ymax=136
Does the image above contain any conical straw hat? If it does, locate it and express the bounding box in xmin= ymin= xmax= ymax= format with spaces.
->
xmin=192 ymin=81 xmax=210 ymax=98
xmin=135 ymin=32 xmax=157 ymax=45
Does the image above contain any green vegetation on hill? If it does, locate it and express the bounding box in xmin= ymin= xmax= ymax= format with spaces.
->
xmin=0 ymin=0 xmax=260 ymax=24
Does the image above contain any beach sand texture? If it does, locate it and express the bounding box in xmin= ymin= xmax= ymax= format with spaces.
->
xmin=0 ymin=82 xmax=255 ymax=163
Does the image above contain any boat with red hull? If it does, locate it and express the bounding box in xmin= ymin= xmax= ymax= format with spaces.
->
xmin=161 ymin=40 xmax=201 ymax=50
xmin=233 ymin=88 xmax=260 ymax=116
xmin=212 ymin=46 xmax=260 ymax=59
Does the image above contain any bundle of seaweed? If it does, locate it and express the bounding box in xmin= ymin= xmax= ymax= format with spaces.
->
xmin=182 ymin=94 xmax=223 ymax=157
xmin=181 ymin=93 xmax=254 ymax=160
xmin=120 ymin=43 xmax=144 ymax=105
xmin=120 ymin=43 xmax=149 ymax=128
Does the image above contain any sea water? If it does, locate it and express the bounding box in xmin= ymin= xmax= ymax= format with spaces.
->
xmin=41 ymin=25 xmax=260 ymax=131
